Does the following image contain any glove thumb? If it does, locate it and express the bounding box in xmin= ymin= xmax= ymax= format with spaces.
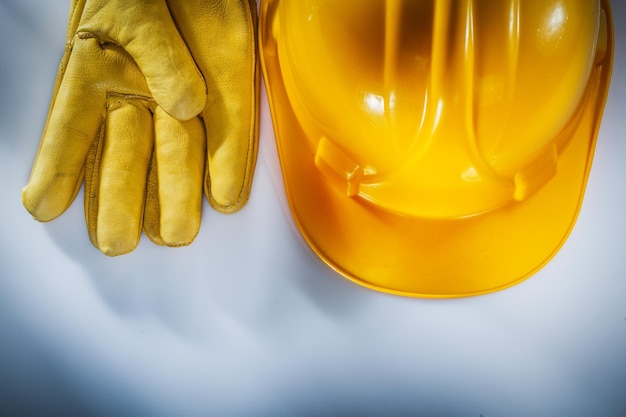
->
xmin=77 ymin=0 xmax=207 ymax=120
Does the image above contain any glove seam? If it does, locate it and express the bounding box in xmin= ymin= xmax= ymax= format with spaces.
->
xmin=76 ymin=30 xmax=120 ymax=48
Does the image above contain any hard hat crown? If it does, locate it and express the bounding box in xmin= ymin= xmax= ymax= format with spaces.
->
xmin=278 ymin=0 xmax=607 ymax=217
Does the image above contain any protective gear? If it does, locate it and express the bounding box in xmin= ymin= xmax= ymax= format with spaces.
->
xmin=22 ymin=0 xmax=259 ymax=256
xmin=260 ymin=0 xmax=613 ymax=297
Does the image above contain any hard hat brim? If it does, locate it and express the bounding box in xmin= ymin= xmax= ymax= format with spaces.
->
xmin=259 ymin=0 xmax=614 ymax=298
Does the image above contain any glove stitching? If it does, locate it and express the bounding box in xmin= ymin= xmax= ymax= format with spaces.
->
xmin=105 ymin=93 xmax=155 ymax=107
xmin=76 ymin=31 xmax=120 ymax=48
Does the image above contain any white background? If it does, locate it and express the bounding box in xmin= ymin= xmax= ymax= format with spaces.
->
xmin=1 ymin=1 xmax=625 ymax=416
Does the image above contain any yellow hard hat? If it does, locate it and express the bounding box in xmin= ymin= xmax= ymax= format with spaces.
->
xmin=259 ymin=0 xmax=614 ymax=297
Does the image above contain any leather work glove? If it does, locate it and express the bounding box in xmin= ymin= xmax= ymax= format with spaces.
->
xmin=22 ymin=0 xmax=259 ymax=256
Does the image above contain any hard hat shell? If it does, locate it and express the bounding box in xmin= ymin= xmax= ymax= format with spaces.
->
xmin=259 ymin=0 xmax=614 ymax=297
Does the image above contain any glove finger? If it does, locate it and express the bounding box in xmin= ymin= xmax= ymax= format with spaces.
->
xmin=144 ymin=107 xmax=205 ymax=247
xmin=24 ymin=35 xmax=154 ymax=223
xmin=167 ymin=0 xmax=259 ymax=212
xmin=78 ymin=0 xmax=206 ymax=121
xmin=22 ymin=39 xmax=107 ymax=222
xmin=93 ymin=97 xmax=154 ymax=256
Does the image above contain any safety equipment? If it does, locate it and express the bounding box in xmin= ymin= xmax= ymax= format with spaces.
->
xmin=260 ymin=0 xmax=613 ymax=297
xmin=22 ymin=0 xmax=259 ymax=256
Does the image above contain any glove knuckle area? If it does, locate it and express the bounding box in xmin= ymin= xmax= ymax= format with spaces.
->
xmin=70 ymin=34 xmax=152 ymax=99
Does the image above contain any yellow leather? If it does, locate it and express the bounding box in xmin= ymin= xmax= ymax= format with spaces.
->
xmin=22 ymin=0 xmax=259 ymax=256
